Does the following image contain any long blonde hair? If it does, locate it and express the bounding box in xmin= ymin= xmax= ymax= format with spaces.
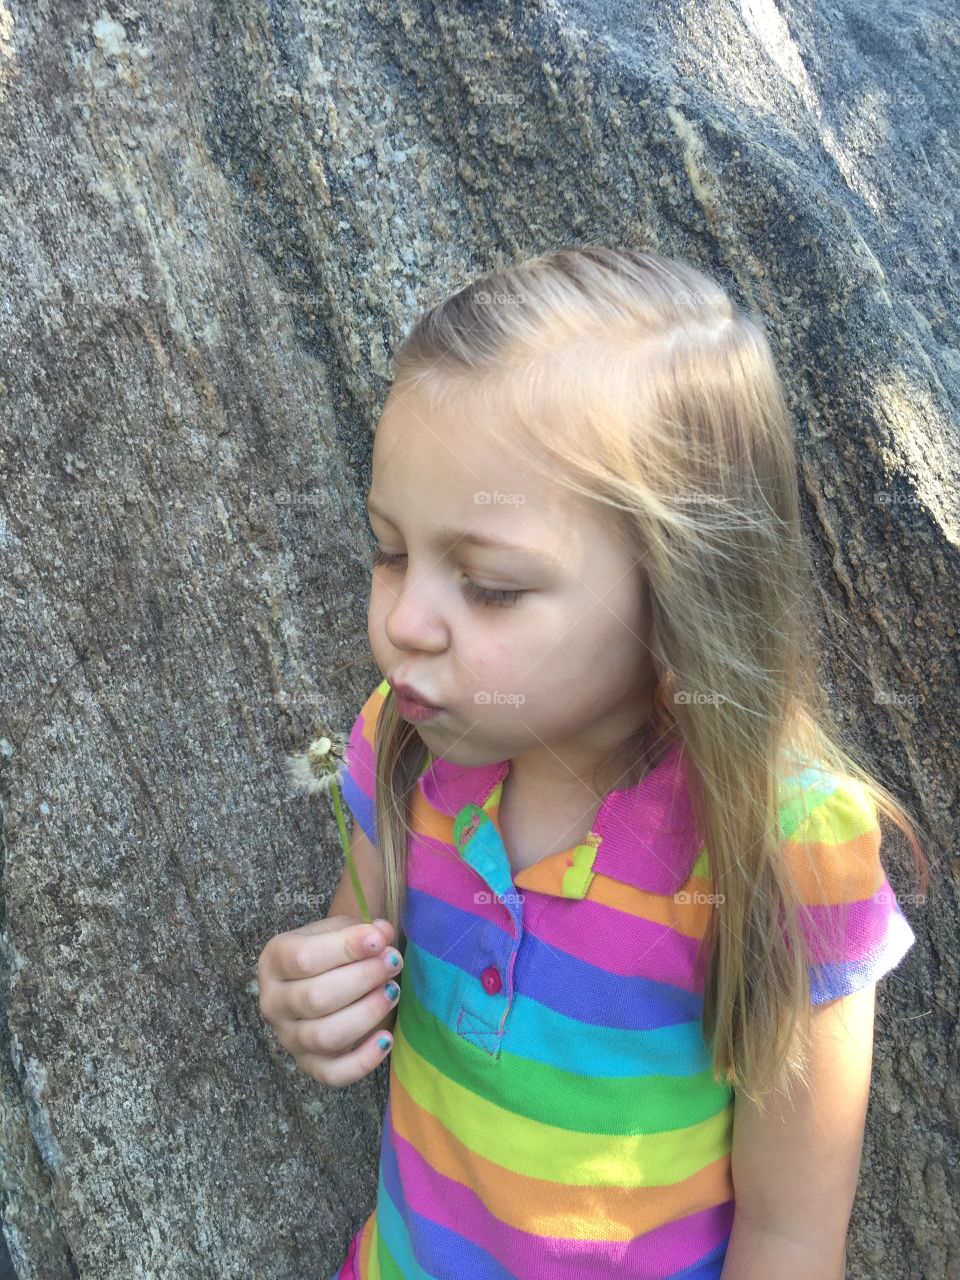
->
xmin=368 ymin=243 xmax=930 ymax=1106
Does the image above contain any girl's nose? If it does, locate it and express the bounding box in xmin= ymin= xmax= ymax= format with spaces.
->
xmin=381 ymin=582 xmax=448 ymax=653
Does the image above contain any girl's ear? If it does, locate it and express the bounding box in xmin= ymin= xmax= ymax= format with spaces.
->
xmin=649 ymin=670 xmax=681 ymax=747
xmin=649 ymin=645 xmax=670 ymax=685
xmin=653 ymin=670 xmax=676 ymax=718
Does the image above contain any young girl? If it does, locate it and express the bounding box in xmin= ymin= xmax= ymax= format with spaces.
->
xmin=260 ymin=245 xmax=929 ymax=1279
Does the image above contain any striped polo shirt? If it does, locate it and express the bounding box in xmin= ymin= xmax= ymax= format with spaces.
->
xmin=331 ymin=679 xmax=917 ymax=1280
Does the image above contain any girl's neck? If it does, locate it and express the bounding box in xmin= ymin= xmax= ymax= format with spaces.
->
xmin=591 ymin=715 xmax=681 ymax=797
xmin=504 ymin=751 xmax=607 ymax=807
xmin=504 ymin=711 xmax=679 ymax=809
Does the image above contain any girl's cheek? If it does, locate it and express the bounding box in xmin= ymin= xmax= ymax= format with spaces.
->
xmin=484 ymin=641 xmax=527 ymax=693
xmin=465 ymin=641 xmax=507 ymax=686
xmin=466 ymin=647 xmax=493 ymax=686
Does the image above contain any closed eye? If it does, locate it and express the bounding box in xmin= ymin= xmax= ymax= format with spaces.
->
xmin=370 ymin=548 xmax=525 ymax=609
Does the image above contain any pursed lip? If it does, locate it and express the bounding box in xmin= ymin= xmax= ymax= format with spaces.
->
xmin=391 ymin=681 xmax=443 ymax=710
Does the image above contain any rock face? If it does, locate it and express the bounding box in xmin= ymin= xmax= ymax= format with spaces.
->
xmin=0 ymin=2 xmax=956 ymax=1277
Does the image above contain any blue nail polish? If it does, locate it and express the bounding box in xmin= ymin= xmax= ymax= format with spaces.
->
xmin=384 ymin=981 xmax=400 ymax=1001
xmin=378 ymin=1035 xmax=392 ymax=1052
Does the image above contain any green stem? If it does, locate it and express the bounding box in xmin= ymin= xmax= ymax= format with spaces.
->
xmin=329 ymin=775 xmax=372 ymax=923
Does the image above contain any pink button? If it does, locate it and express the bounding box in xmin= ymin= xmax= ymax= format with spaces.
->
xmin=481 ymin=965 xmax=502 ymax=994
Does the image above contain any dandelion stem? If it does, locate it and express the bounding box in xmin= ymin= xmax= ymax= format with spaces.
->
xmin=329 ymin=775 xmax=372 ymax=923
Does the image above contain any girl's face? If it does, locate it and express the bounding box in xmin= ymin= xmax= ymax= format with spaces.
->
xmin=366 ymin=383 xmax=658 ymax=794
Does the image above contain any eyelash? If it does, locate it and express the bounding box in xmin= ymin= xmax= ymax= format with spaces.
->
xmin=370 ymin=548 xmax=525 ymax=609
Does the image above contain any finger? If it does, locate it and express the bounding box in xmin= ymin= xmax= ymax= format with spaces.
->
xmin=290 ymin=978 xmax=402 ymax=1057
xmin=271 ymin=941 xmax=404 ymax=1029
xmin=298 ymin=914 xmax=395 ymax=945
xmin=257 ymin=919 xmax=399 ymax=1030
xmin=295 ymin=1026 xmax=396 ymax=1088
xmin=265 ymin=918 xmax=393 ymax=985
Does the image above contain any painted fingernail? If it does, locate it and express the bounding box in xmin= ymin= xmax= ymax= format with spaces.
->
xmin=384 ymin=981 xmax=400 ymax=1001
xmin=378 ymin=1035 xmax=393 ymax=1053
xmin=385 ymin=950 xmax=402 ymax=969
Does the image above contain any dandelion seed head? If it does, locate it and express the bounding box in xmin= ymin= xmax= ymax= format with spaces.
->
xmin=308 ymin=736 xmax=333 ymax=762
xmin=286 ymin=725 xmax=348 ymax=798
xmin=285 ymin=751 xmax=338 ymax=796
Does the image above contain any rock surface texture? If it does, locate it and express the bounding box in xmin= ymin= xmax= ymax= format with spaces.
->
xmin=0 ymin=2 xmax=956 ymax=1277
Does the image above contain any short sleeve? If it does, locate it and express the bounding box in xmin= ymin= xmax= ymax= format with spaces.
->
xmin=779 ymin=771 xmax=917 ymax=1005
xmin=339 ymin=679 xmax=390 ymax=849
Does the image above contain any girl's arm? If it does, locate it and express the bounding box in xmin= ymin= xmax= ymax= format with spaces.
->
xmin=720 ymin=1219 xmax=847 ymax=1280
xmin=327 ymin=820 xmax=385 ymax=923
xmin=720 ymin=982 xmax=877 ymax=1280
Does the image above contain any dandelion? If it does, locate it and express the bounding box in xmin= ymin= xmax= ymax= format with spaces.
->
xmin=285 ymin=728 xmax=372 ymax=923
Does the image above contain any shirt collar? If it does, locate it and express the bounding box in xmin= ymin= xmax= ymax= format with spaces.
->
xmin=418 ymin=738 xmax=703 ymax=896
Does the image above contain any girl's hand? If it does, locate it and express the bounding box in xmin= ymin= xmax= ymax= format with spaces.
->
xmin=256 ymin=914 xmax=403 ymax=1087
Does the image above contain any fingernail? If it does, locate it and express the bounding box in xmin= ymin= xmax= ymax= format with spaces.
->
xmin=384 ymin=981 xmax=400 ymax=1001
xmin=365 ymin=934 xmax=383 ymax=952
xmin=373 ymin=918 xmax=390 ymax=930
xmin=385 ymin=950 xmax=402 ymax=969
xmin=378 ymin=1035 xmax=393 ymax=1053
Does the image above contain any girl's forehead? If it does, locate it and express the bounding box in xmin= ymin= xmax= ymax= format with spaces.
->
xmin=369 ymin=448 xmax=579 ymax=550
xmin=371 ymin=379 xmax=636 ymax=564
xmin=374 ymin=394 xmax=568 ymax=505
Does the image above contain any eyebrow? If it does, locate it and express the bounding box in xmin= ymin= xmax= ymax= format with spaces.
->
xmin=365 ymin=500 xmax=561 ymax=564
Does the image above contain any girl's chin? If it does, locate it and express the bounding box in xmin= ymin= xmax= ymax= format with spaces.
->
xmin=426 ymin=737 xmax=516 ymax=771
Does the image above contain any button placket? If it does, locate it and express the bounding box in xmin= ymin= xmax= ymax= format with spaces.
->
xmin=480 ymin=965 xmax=502 ymax=995
xmin=452 ymin=802 xmax=522 ymax=1053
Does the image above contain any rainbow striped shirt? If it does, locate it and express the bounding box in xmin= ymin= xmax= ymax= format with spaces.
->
xmin=331 ymin=679 xmax=916 ymax=1280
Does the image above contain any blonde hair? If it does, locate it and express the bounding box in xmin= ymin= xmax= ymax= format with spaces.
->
xmin=368 ymin=243 xmax=930 ymax=1106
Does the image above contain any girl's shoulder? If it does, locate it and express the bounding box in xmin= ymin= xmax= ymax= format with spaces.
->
xmin=773 ymin=759 xmax=917 ymax=1003
xmin=778 ymin=752 xmax=885 ymax=855
xmin=339 ymin=678 xmax=392 ymax=846
xmin=340 ymin=679 xmax=438 ymax=844
xmin=351 ymin=677 xmax=392 ymax=744
xmin=776 ymin=759 xmax=884 ymax=900
xmin=778 ymin=756 xmax=877 ymax=836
